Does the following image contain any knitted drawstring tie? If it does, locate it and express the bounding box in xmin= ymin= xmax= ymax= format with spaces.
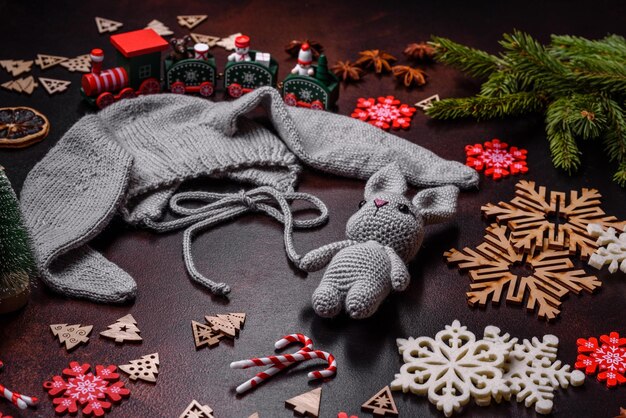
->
xmin=143 ymin=186 xmax=328 ymax=296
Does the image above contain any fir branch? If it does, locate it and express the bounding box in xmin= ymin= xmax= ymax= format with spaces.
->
xmin=426 ymin=92 xmax=545 ymax=120
xmin=479 ymin=71 xmax=533 ymax=97
xmin=600 ymin=96 xmax=626 ymax=163
xmin=545 ymin=98 xmax=582 ymax=173
xmin=551 ymin=34 xmax=626 ymax=60
xmin=613 ymin=161 xmax=626 ymax=187
xmin=429 ymin=36 xmax=505 ymax=78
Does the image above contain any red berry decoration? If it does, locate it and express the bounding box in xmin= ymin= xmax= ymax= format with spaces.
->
xmin=43 ymin=362 xmax=130 ymax=416
xmin=576 ymin=331 xmax=626 ymax=388
xmin=350 ymin=96 xmax=416 ymax=131
xmin=465 ymin=139 xmax=528 ymax=180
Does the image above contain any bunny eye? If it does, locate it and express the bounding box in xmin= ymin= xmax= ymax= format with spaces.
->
xmin=398 ymin=204 xmax=410 ymax=214
xmin=359 ymin=200 xmax=367 ymax=208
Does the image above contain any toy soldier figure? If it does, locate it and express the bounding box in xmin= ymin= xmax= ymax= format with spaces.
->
xmin=291 ymin=43 xmax=315 ymax=76
xmin=227 ymin=35 xmax=252 ymax=62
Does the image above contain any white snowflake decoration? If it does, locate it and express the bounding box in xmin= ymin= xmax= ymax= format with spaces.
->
xmin=390 ymin=320 xmax=510 ymax=417
xmin=242 ymin=72 xmax=256 ymax=84
xmin=587 ymin=224 xmax=626 ymax=273
xmin=299 ymin=88 xmax=313 ymax=101
xmin=184 ymin=70 xmax=199 ymax=83
xmin=483 ymin=328 xmax=585 ymax=415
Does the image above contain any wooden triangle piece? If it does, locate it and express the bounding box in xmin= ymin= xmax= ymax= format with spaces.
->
xmin=179 ymin=399 xmax=214 ymax=418
xmin=1 ymin=79 xmax=21 ymax=93
xmin=119 ymin=353 xmax=160 ymax=383
xmin=95 ymin=16 xmax=123 ymax=34
xmin=285 ymin=387 xmax=322 ymax=418
xmin=35 ymin=54 xmax=68 ymax=70
xmin=190 ymin=33 xmax=220 ymax=47
xmin=414 ymin=94 xmax=440 ymax=110
xmin=361 ymin=386 xmax=398 ymax=417
xmin=4 ymin=76 xmax=39 ymax=95
xmin=38 ymin=77 xmax=71 ymax=95
xmin=192 ymin=320 xmax=222 ymax=348
xmin=60 ymin=55 xmax=91 ymax=73
xmin=177 ymin=15 xmax=207 ymax=30
xmin=145 ymin=19 xmax=173 ymax=36
xmin=0 ymin=60 xmax=33 ymax=77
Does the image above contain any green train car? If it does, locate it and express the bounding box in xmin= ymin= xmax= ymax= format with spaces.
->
xmin=163 ymin=48 xmax=218 ymax=97
xmin=223 ymin=51 xmax=279 ymax=97
xmin=282 ymin=55 xmax=339 ymax=110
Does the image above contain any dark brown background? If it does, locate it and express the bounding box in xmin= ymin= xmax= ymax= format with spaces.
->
xmin=1 ymin=1 xmax=625 ymax=417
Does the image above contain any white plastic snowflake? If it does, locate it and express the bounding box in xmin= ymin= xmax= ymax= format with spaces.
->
xmin=483 ymin=329 xmax=585 ymax=414
xmin=242 ymin=72 xmax=256 ymax=84
xmin=390 ymin=320 xmax=510 ymax=417
xmin=587 ymin=224 xmax=626 ymax=273
xmin=299 ymin=88 xmax=313 ymax=101
xmin=185 ymin=70 xmax=199 ymax=82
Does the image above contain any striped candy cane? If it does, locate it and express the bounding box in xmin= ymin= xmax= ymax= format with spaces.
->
xmin=0 ymin=361 xmax=38 ymax=410
xmin=230 ymin=333 xmax=337 ymax=394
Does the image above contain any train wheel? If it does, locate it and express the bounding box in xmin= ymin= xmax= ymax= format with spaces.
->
xmin=199 ymin=82 xmax=214 ymax=97
xmin=310 ymin=100 xmax=324 ymax=110
xmin=171 ymin=81 xmax=186 ymax=95
xmin=119 ymin=88 xmax=135 ymax=100
xmin=96 ymin=92 xmax=115 ymax=109
xmin=284 ymin=93 xmax=297 ymax=107
xmin=228 ymin=83 xmax=243 ymax=98
xmin=139 ymin=78 xmax=161 ymax=95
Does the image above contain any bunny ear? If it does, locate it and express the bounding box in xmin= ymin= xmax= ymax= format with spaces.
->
xmin=364 ymin=163 xmax=407 ymax=199
xmin=412 ymin=185 xmax=459 ymax=225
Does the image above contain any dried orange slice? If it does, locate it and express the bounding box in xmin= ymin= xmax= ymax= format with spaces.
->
xmin=0 ymin=106 xmax=50 ymax=148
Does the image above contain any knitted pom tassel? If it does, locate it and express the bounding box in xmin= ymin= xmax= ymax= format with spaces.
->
xmin=0 ymin=167 xmax=35 ymax=314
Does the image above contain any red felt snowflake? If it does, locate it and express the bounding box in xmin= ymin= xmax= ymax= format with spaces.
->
xmin=465 ymin=138 xmax=528 ymax=180
xmin=350 ymin=96 xmax=416 ymax=130
xmin=576 ymin=332 xmax=626 ymax=388
xmin=43 ymin=362 xmax=130 ymax=416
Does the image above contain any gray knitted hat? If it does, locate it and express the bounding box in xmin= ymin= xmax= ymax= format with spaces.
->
xmin=20 ymin=87 xmax=478 ymax=304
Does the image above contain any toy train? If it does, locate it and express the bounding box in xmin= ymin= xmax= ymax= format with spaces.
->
xmin=80 ymin=29 xmax=339 ymax=110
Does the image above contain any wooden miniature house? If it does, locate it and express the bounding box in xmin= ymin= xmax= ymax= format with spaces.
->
xmin=110 ymin=29 xmax=168 ymax=89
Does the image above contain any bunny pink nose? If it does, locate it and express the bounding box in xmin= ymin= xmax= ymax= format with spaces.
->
xmin=374 ymin=198 xmax=388 ymax=208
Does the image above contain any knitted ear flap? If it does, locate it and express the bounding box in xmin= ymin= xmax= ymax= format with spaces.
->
xmin=412 ymin=185 xmax=459 ymax=225
xmin=364 ymin=163 xmax=408 ymax=200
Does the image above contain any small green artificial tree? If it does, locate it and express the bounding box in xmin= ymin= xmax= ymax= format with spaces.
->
xmin=426 ymin=31 xmax=626 ymax=186
xmin=0 ymin=166 xmax=35 ymax=313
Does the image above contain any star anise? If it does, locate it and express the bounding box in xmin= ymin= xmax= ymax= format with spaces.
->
xmin=284 ymin=39 xmax=324 ymax=59
xmin=355 ymin=50 xmax=397 ymax=74
xmin=331 ymin=60 xmax=365 ymax=82
xmin=392 ymin=65 xmax=427 ymax=87
xmin=403 ymin=42 xmax=436 ymax=61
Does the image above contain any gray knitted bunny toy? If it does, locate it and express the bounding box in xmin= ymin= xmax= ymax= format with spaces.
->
xmin=300 ymin=163 xmax=459 ymax=319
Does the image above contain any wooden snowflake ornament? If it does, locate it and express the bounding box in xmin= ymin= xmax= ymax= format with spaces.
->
xmin=576 ymin=332 xmax=626 ymax=388
xmin=465 ymin=139 xmax=528 ymax=180
xmin=587 ymin=224 xmax=626 ymax=273
xmin=482 ymin=180 xmax=626 ymax=259
xmin=390 ymin=320 xmax=510 ymax=417
xmin=119 ymin=353 xmax=159 ymax=383
xmin=351 ymin=96 xmax=416 ymax=130
xmin=483 ymin=327 xmax=585 ymax=414
xmin=361 ymin=386 xmax=398 ymax=417
xmin=43 ymin=362 xmax=130 ymax=416
xmin=50 ymin=324 xmax=93 ymax=351
xmin=179 ymin=399 xmax=214 ymax=418
xmin=100 ymin=314 xmax=142 ymax=343
xmin=445 ymin=224 xmax=601 ymax=320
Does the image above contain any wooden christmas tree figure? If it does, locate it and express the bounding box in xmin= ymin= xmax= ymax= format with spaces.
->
xmin=192 ymin=320 xmax=222 ymax=349
xmin=205 ymin=313 xmax=245 ymax=338
xmin=100 ymin=314 xmax=142 ymax=343
xmin=0 ymin=167 xmax=35 ymax=314
xmin=361 ymin=386 xmax=398 ymax=417
xmin=179 ymin=399 xmax=214 ymax=418
xmin=285 ymin=387 xmax=322 ymax=418
xmin=119 ymin=353 xmax=159 ymax=383
xmin=50 ymin=323 xmax=93 ymax=351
